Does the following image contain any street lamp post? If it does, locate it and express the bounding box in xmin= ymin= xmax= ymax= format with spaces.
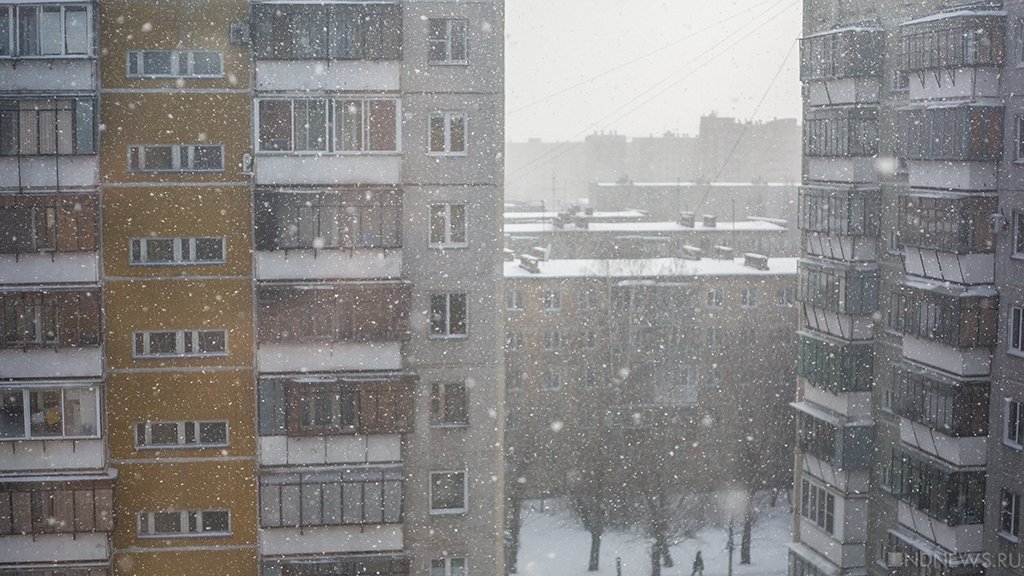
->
xmin=727 ymin=518 xmax=735 ymax=576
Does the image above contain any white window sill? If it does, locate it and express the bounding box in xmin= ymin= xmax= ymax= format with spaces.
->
xmin=3 ymin=435 xmax=101 ymax=442
xmin=428 ymin=243 xmax=469 ymax=250
xmin=1008 ymin=349 xmax=1024 ymax=360
xmin=998 ymin=531 xmax=1020 ymax=543
xmin=427 ymin=151 xmax=469 ymax=157
xmin=133 ymin=353 xmax=229 ymax=359
xmin=136 ymin=444 xmax=229 ymax=450
xmin=130 ymin=261 xmax=226 ymax=266
xmin=428 ymin=335 xmax=468 ymax=341
xmin=1003 ymin=439 xmax=1024 ymax=451
xmin=429 ymin=508 xmax=466 ymax=516
xmin=138 ymin=531 xmax=232 ymax=539
xmin=254 ymin=150 xmax=402 ymax=156
xmin=430 ymin=422 xmax=468 ymax=430
xmin=427 ymin=61 xmax=469 ymax=67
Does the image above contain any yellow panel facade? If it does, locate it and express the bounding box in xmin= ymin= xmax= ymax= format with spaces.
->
xmin=106 ymin=370 xmax=256 ymax=459
xmin=99 ymin=0 xmax=251 ymax=91
xmin=102 ymin=186 xmax=252 ymax=278
xmin=103 ymin=279 xmax=254 ymax=369
xmin=115 ymin=549 xmax=257 ymax=576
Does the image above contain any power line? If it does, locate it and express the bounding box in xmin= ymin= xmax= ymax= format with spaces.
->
xmin=507 ymin=0 xmax=788 ymax=116
xmin=506 ymin=0 xmax=799 ymax=187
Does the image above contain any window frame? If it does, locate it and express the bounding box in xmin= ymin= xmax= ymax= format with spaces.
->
xmin=137 ymin=509 xmax=231 ymax=538
xmin=255 ymin=97 xmax=402 ymax=155
xmin=777 ymin=287 xmax=796 ymax=307
xmin=540 ymin=368 xmax=561 ymax=391
xmin=128 ymin=144 xmax=225 ymax=173
xmin=0 ymin=98 xmax=96 ymax=156
xmin=1001 ymin=489 xmax=1022 ymax=541
xmin=707 ymin=287 xmax=724 ymax=309
xmin=430 ymin=558 xmax=467 ymax=576
xmin=132 ymin=329 xmax=229 ymax=359
xmin=427 ymin=18 xmax=468 ymax=65
xmin=0 ymin=4 xmax=93 ymax=59
xmin=126 ymin=50 xmax=224 ymax=78
xmin=799 ymin=478 xmax=836 ymax=535
xmin=430 ymin=381 xmax=468 ymax=428
xmin=428 ymin=111 xmax=468 ymax=156
xmin=428 ymin=203 xmax=468 ymax=248
xmin=505 ymin=288 xmax=523 ymax=311
xmin=741 ymin=287 xmax=758 ymax=309
xmin=0 ymin=385 xmax=101 ymax=440
xmin=1014 ymin=212 xmax=1024 ymax=259
xmin=134 ymin=420 xmax=229 ymax=450
xmin=1010 ymin=305 xmax=1024 ymax=357
xmin=428 ymin=292 xmax=468 ymax=339
xmin=542 ymin=329 xmax=562 ymax=352
xmin=428 ymin=470 xmax=468 ymax=515
xmin=129 ymin=237 xmax=226 ymax=266
xmin=542 ymin=290 xmax=561 ymax=312
xmin=1005 ymin=398 xmax=1024 ymax=450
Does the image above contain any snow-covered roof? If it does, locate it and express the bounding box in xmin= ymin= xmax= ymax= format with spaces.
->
xmin=504 ymin=220 xmax=787 ymax=234
xmin=502 ymin=209 xmax=648 ymax=220
xmin=504 ymin=257 xmax=799 ymax=279
xmin=802 ymin=24 xmax=884 ymax=39
xmin=900 ymin=8 xmax=1005 ymax=26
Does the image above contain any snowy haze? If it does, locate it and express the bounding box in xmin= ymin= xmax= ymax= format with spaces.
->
xmin=505 ymin=0 xmax=803 ymax=141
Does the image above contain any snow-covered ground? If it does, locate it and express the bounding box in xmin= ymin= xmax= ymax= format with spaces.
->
xmin=513 ymin=498 xmax=792 ymax=576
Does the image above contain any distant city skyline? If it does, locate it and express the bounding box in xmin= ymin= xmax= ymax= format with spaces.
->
xmin=505 ymin=0 xmax=803 ymax=142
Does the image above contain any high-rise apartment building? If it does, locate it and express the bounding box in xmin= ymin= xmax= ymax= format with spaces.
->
xmin=793 ymin=1 xmax=1023 ymax=576
xmin=0 ymin=2 xmax=505 ymax=575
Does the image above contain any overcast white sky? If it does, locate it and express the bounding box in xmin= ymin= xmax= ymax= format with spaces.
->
xmin=504 ymin=0 xmax=803 ymax=142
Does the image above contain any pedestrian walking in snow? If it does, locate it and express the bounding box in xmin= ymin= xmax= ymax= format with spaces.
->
xmin=692 ymin=551 xmax=704 ymax=576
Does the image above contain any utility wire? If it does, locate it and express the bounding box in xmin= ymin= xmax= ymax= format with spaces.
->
xmin=508 ymin=0 xmax=788 ymax=116
xmin=692 ymin=37 xmax=798 ymax=216
xmin=506 ymin=0 xmax=799 ymax=187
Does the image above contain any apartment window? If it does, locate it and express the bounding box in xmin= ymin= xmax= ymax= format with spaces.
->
xmin=888 ymin=449 xmax=986 ymax=525
xmin=130 ymin=237 xmax=225 ymax=265
xmin=428 ymin=18 xmax=468 ymax=64
xmin=0 ymin=386 xmax=100 ymax=439
xmin=543 ymin=330 xmax=562 ymax=352
xmin=256 ymin=98 xmax=399 ymax=153
xmin=897 ymin=106 xmax=1003 ymax=162
xmin=260 ymin=469 xmax=402 ymax=527
xmin=0 ymin=485 xmax=113 ymax=536
xmin=803 ymin=107 xmax=878 ymax=157
xmin=129 ymin=144 xmax=223 ymax=172
xmin=138 ymin=510 xmax=230 ymax=537
xmin=431 ymin=558 xmax=467 ymax=576
xmin=258 ymin=283 xmax=411 ymax=344
xmin=542 ymin=290 xmax=561 ymax=312
xmin=0 ymin=4 xmax=91 ymax=57
xmin=1011 ymin=306 xmax=1024 ymax=356
xmin=1 ymin=291 xmax=101 ymax=349
xmin=431 ymin=382 xmax=467 ymax=427
xmin=505 ymin=331 xmax=522 ymax=351
xmin=429 ymin=471 xmax=467 ymax=514
xmin=1017 ymin=117 xmax=1024 ymax=161
xmin=540 ymin=368 xmax=560 ymax=391
xmin=1001 ymin=489 xmax=1022 ymax=540
xmin=252 ymin=3 xmax=401 ymax=60
xmin=0 ymin=99 xmax=95 ymax=155
xmin=133 ymin=329 xmax=227 ymax=358
xmin=290 ymin=386 xmax=359 ymax=434
xmin=777 ymin=287 xmax=795 ymax=307
xmin=707 ymin=287 xmax=723 ymax=309
xmin=135 ymin=421 xmax=228 ymax=449
xmin=1015 ymin=212 xmax=1024 ymax=256
xmin=0 ymin=194 xmax=98 ymax=254
xmin=127 ymin=51 xmax=223 ymax=78
xmin=429 ymin=112 xmax=467 ymax=155
xmin=506 ymin=370 xmax=522 ymax=392
xmin=740 ymin=288 xmax=757 ymax=309
xmin=800 ymin=479 xmax=835 ymax=535
xmin=1006 ymin=399 xmax=1024 ymax=449
xmin=429 ymin=204 xmax=467 ymax=247
xmin=505 ymin=289 xmax=523 ymax=311
xmin=429 ymin=293 xmax=467 ymax=338
xmin=579 ymin=289 xmax=598 ymax=311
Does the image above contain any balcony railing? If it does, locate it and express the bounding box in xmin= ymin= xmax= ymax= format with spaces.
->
xmin=0 ymin=194 xmax=98 ymax=254
xmin=800 ymin=26 xmax=885 ymax=81
xmin=887 ymin=281 xmax=997 ymax=348
xmin=257 ymin=282 xmax=411 ymax=344
xmin=0 ymin=99 xmax=96 ymax=156
xmin=896 ymin=105 xmax=1003 ymax=163
xmin=887 ymin=447 xmax=985 ymax=526
xmin=797 ymin=332 xmax=874 ymax=393
xmin=255 ymin=189 xmax=402 ymax=251
xmin=798 ymin=259 xmax=880 ymax=316
xmin=258 ymin=373 xmax=415 ymax=436
xmin=794 ymin=401 xmax=874 ymax=470
xmin=899 ymin=10 xmax=1004 ymax=73
xmin=0 ymin=480 xmax=114 ymax=535
xmin=798 ymin=184 xmax=880 ymax=237
xmin=898 ymin=192 xmax=997 ymax=254
xmin=891 ymin=362 xmax=988 ymax=437
xmin=0 ymin=290 xmax=101 ymax=349
xmin=803 ymin=106 xmax=878 ymax=158
xmin=252 ymin=2 xmax=401 ymax=61
xmin=260 ymin=467 xmax=402 ymax=528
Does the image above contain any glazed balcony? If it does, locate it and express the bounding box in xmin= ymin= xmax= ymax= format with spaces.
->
xmin=888 ymin=280 xmax=997 ymax=349
xmin=798 ymin=184 xmax=880 ymax=261
xmin=0 ymin=99 xmax=98 ymax=192
xmin=0 ymin=290 xmax=102 ymax=379
xmin=0 ymin=193 xmax=99 ymax=284
xmin=899 ymin=9 xmax=1004 ymax=100
xmin=899 ymin=192 xmax=997 ymax=284
xmin=800 ymin=26 xmax=884 ymax=106
xmin=253 ymin=189 xmax=402 ymax=280
xmin=798 ymin=259 xmax=880 ymax=317
xmin=794 ymin=401 xmax=874 ymax=470
xmin=797 ymin=331 xmax=874 ymax=394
